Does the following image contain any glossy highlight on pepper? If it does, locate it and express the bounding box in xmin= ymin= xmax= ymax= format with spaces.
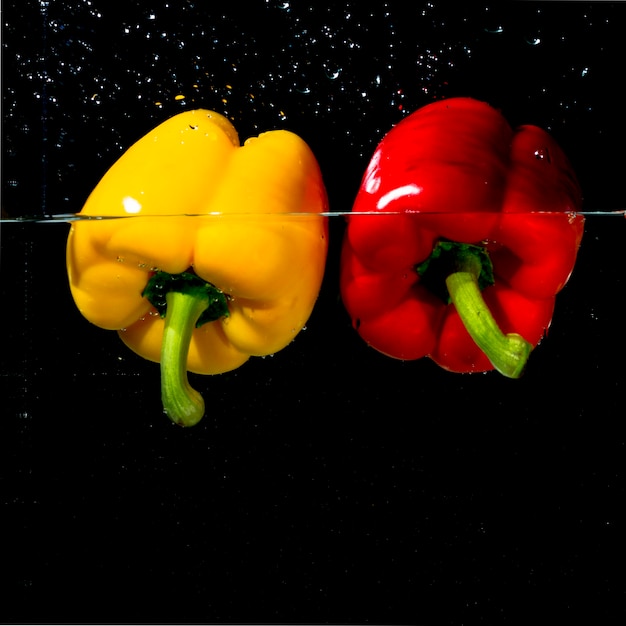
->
xmin=67 ymin=109 xmax=328 ymax=426
xmin=340 ymin=97 xmax=584 ymax=376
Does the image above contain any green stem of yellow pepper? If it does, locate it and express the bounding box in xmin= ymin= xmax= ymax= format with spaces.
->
xmin=144 ymin=271 xmax=229 ymax=427
xmin=160 ymin=290 xmax=208 ymax=426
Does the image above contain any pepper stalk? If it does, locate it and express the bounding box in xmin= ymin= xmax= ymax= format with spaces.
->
xmin=417 ymin=241 xmax=532 ymax=378
xmin=143 ymin=271 xmax=230 ymax=426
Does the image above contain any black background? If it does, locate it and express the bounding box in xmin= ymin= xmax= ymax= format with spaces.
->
xmin=2 ymin=1 xmax=625 ymax=623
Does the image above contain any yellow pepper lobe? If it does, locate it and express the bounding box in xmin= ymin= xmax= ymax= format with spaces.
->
xmin=66 ymin=109 xmax=328 ymax=424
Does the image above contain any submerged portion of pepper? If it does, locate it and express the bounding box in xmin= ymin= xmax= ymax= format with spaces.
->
xmin=340 ymin=97 xmax=584 ymax=375
xmin=67 ymin=110 xmax=328 ymax=425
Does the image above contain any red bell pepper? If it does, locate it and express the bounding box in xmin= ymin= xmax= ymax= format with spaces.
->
xmin=340 ymin=97 xmax=584 ymax=377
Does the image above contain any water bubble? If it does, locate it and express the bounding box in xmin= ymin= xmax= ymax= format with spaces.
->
xmin=323 ymin=63 xmax=342 ymax=80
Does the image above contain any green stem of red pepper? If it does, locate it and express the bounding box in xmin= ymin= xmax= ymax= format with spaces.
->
xmin=444 ymin=248 xmax=532 ymax=378
xmin=417 ymin=241 xmax=532 ymax=378
xmin=143 ymin=271 xmax=229 ymax=427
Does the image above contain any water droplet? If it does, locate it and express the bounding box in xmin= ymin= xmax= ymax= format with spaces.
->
xmin=323 ymin=63 xmax=342 ymax=80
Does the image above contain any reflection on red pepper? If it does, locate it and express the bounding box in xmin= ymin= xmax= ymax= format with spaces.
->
xmin=340 ymin=97 xmax=584 ymax=377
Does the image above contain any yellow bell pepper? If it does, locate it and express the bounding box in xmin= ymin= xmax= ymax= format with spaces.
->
xmin=67 ymin=109 xmax=328 ymax=427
